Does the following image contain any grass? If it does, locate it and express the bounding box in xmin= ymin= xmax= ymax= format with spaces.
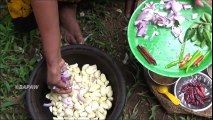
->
xmin=0 ymin=2 xmax=40 ymax=119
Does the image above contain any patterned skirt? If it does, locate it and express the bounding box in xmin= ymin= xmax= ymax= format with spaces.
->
xmin=7 ymin=0 xmax=81 ymax=32
xmin=7 ymin=0 xmax=81 ymax=19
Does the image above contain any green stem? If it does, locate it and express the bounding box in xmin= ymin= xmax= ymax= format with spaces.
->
xmin=194 ymin=22 xmax=212 ymax=25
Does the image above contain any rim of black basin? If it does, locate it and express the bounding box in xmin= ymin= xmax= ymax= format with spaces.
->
xmin=26 ymin=45 xmax=126 ymax=120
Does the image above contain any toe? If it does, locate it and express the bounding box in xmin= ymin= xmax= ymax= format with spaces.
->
xmin=65 ymin=33 xmax=77 ymax=44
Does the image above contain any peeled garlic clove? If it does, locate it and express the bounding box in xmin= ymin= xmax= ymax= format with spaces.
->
xmin=100 ymin=74 xmax=107 ymax=82
xmin=69 ymin=63 xmax=78 ymax=69
xmin=93 ymin=92 xmax=101 ymax=97
xmin=91 ymin=96 xmax=99 ymax=101
xmin=72 ymin=96 xmax=79 ymax=103
xmin=97 ymin=112 xmax=106 ymax=120
xmin=103 ymin=110 xmax=107 ymax=116
xmin=105 ymin=81 xmax=109 ymax=86
xmin=58 ymin=96 xmax=62 ymax=101
xmin=75 ymin=75 xmax=82 ymax=82
xmin=85 ymin=65 xmax=97 ymax=74
xmin=55 ymin=102 xmax=60 ymax=107
xmin=100 ymin=96 xmax=107 ymax=102
xmin=94 ymin=70 xmax=101 ymax=78
xmin=52 ymin=94 xmax=59 ymax=101
xmin=73 ymin=111 xmax=79 ymax=118
xmin=100 ymin=102 xmax=109 ymax=109
xmin=84 ymin=93 xmax=90 ymax=98
xmin=53 ymin=112 xmax=57 ymax=117
xmin=96 ymin=79 xmax=104 ymax=86
xmin=79 ymin=112 xmax=88 ymax=117
xmin=108 ymin=97 xmax=113 ymax=101
xmin=73 ymin=67 xmax=80 ymax=74
xmin=79 ymin=89 xmax=87 ymax=95
xmin=91 ymin=101 xmax=99 ymax=110
xmin=61 ymin=94 xmax=69 ymax=98
xmin=74 ymin=102 xmax=83 ymax=110
xmin=89 ymin=84 xmax=100 ymax=92
xmin=85 ymin=105 xmax=93 ymax=113
xmin=58 ymin=112 xmax=65 ymax=117
xmin=57 ymin=107 xmax=63 ymax=113
xmin=65 ymin=109 xmax=73 ymax=116
xmin=88 ymin=112 xmax=96 ymax=118
xmin=45 ymin=94 xmax=50 ymax=99
xmin=106 ymin=86 xmax=113 ymax=97
xmin=100 ymin=87 xmax=106 ymax=95
xmin=98 ymin=106 xmax=105 ymax=113
xmin=82 ymin=64 xmax=90 ymax=71
xmin=52 ymin=106 xmax=57 ymax=112
xmin=106 ymin=100 xmax=112 ymax=110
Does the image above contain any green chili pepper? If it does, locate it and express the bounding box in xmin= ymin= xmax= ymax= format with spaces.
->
xmin=180 ymin=50 xmax=202 ymax=70
xmin=186 ymin=53 xmax=203 ymax=73
xmin=179 ymin=42 xmax=186 ymax=62
xmin=165 ymin=60 xmax=180 ymax=69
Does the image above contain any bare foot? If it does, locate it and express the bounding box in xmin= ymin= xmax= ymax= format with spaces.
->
xmin=59 ymin=3 xmax=84 ymax=44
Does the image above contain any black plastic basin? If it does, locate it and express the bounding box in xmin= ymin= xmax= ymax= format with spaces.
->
xmin=26 ymin=45 xmax=126 ymax=120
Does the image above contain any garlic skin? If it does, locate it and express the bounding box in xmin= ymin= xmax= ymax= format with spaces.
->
xmin=45 ymin=63 xmax=113 ymax=119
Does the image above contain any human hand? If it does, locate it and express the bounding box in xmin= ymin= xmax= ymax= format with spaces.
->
xmin=47 ymin=59 xmax=72 ymax=94
xmin=194 ymin=0 xmax=204 ymax=7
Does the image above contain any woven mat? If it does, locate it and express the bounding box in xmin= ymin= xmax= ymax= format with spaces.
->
xmin=133 ymin=0 xmax=212 ymax=118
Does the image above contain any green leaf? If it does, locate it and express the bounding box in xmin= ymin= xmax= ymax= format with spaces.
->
xmin=0 ymin=24 xmax=6 ymax=32
xmin=191 ymin=30 xmax=198 ymax=42
xmin=200 ymin=13 xmax=207 ymax=22
xmin=184 ymin=28 xmax=192 ymax=42
xmin=190 ymin=23 xmax=199 ymax=29
xmin=200 ymin=40 xmax=206 ymax=48
xmin=188 ymin=28 xmax=196 ymax=39
xmin=0 ymin=101 xmax=17 ymax=109
xmin=149 ymin=105 xmax=159 ymax=120
xmin=195 ymin=41 xmax=201 ymax=47
xmin=204 ymin=24 xmax=211 ymax=31
xmin=179 ymin=116 xmax=186 ymax=120
xmin=197 ymin=26 xmax=204 ymax=40
xmin=204 ymin=12 xmax=212 ymax=23
xmin=203 ymin=29 xmax=212 ymax=50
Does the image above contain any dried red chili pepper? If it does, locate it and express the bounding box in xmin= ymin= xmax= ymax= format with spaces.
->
xmin=180 ymin=80 xmax=209 ymax=107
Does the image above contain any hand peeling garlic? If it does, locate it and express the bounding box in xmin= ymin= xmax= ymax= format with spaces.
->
xmin=44 ymin=63 xmax=113 ymax=120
